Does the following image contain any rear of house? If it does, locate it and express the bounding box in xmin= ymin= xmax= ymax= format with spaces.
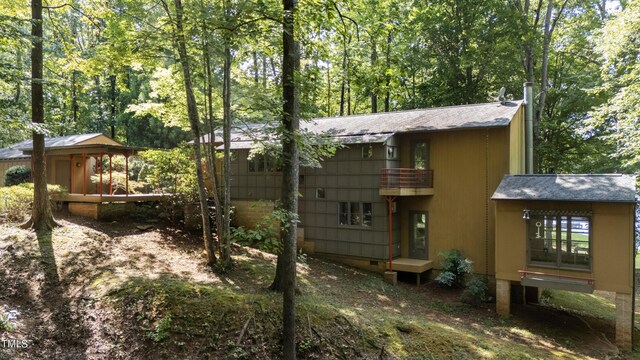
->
xmin=225 ymin=100 xmax=526 ymax=279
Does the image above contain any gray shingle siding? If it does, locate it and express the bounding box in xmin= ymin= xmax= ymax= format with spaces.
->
xmin=230 ymin=141 xmax=400 ymax=260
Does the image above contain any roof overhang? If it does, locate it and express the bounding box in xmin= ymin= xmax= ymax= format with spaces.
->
xmin=22 ymin=144 xmax=147 ymax=157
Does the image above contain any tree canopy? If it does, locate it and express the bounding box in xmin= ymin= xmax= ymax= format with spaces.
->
xmin=0 ymin=0 xmax=635 ymax=175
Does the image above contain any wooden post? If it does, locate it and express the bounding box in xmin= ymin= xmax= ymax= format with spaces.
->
xmin=82 ymin=152 xmax=86 ymax=196
xmin=125 ymin=155 xmax=129 ymax=197
xmin=99 ymin=153 xmax=103 ymax=199
xmin=387 ymin=196 xmax=396 ymax=271
xmin=109 ymin=155 xmax=113 ymax=195
xmin=69 ymin=154 xmax=73 ymax=193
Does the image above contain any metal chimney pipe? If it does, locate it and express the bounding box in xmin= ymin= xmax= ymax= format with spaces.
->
xmin=524 ymin=82 xmax=534 ymax=174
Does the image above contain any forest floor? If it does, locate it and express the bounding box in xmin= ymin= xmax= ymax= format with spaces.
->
xmin=0 ymin=211 xmax=638 ymax=359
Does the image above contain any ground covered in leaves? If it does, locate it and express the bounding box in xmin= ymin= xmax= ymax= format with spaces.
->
xmin=0 ymin=212 xmax=637 ymax=359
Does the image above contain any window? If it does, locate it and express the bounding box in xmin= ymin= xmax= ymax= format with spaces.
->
xmin=411 ymin=141 xmax=430 ymax=169
xmin=386 ymin=146 xmax=397 ymax=159
xmin=362 ymin=145 xmax=373 ymax=158
xmin=527 ymin=211 xmax=591 ymax=270
xmin=316 ymin=187 xmax=325 ymax=199
xmin=248 ymin=153 xmax=280 ymax=173
xmin=339 ymin=202 xmax=372 ymax=227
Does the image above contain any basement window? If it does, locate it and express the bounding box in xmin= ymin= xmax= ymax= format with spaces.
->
xmin=527 ymin=211 xmax=591 ymax=271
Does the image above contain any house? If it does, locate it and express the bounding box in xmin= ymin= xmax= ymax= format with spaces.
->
xmin=0 ymin=133 xmax=163 ymax=219
xmin=219 ymin=99 xmax=526 ymax=284
xmin=492 ymin=174 xmax=636 ymax=350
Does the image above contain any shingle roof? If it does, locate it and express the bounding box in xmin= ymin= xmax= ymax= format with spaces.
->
xmin=492 ymin=174 xmax=637 ymax=203
xmin=304 ymin=100 xmax=522 ymax=135
xmin=0 ymin=133 xmax=105 ymax=160
xmin=203 ymin=100 xmax=522 ymax=149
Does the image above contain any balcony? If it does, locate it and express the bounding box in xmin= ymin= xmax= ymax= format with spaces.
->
xmin=379 ymin=168 xmax=435 ymax=196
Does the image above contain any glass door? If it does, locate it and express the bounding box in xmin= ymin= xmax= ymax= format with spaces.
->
xmin=409 ymin=211 xmax=428 ymax=259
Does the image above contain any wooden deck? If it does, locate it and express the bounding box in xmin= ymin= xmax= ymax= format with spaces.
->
xmin=53 ymin=193 xmax=170 ymax=203
xmin=386 ymin=258 xmax=434 ymax=285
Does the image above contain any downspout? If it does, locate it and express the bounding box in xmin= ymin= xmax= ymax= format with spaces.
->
xmin=633 ymin=200 xmax=637 ymax=347
xmin=524 ymin=82 xmax=534 ymax=174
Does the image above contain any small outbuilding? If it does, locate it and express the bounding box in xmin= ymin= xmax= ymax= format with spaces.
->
xmin=492 ymin=174 xmax=637 ymax=350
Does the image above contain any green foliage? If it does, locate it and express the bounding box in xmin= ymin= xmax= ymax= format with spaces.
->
xmin=0 ymin=183 xmax=67 ymax=221
xmin=231 ymin=207 xmax=289 ymax=254
xmin=589 ymin=2 xmax=640 ymax=174
xmin=461 ymin=276 xmax=489 ymax=307
xmin=434 ymin=249 xmax=473 ymax=288
xmin=4 ymin=165 xmax=31 ymax=186
xmin=149 ymin=315 xmax=172 ymax=343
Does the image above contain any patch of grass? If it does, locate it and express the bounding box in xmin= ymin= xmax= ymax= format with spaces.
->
xmin=542 ymin=289 xmax=615 ymax=320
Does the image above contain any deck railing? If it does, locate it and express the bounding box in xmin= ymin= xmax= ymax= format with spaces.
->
xmin=380 ymin=168 xmax=434 ymax=189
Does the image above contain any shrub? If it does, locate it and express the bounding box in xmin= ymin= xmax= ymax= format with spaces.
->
xmin=231 ymin=207 xmax=287 ymax=254
xmin=0 ymin=183 xmax=67 ymax=221
xmin=4 ymin=165 xmax=31 ymax=186
xmin=435 ymin=249 xmax=473 ymax=288
xmin=462 ymin=276 xmax=489 ymax=307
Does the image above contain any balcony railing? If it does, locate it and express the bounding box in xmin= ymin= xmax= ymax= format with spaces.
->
xmin=380 ymin=168 xmax=434 ymax=189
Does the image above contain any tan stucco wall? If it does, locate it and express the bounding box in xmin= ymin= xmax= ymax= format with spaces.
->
xmin=495 ymin=200 xmax=635 ymax=294
xmin=396 ymin=123 xmax=521 ymax=275
xmin=78 ymin=134 xmax=121 ymax=146
xmin=509 ymin=106 xmax=525 ymax=174
xmin=0 ymin=160 xmax=31 ymax=187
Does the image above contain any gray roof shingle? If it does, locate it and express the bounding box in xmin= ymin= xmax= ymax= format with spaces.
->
xmin=304 ymin=100 xmax=522 ymax=135
xmin=492 ymin=174 xmax=637 ymax=203
xmin=0 ymin=133 xmax=104 ymax=160
xmin=203 ymin=101 xmax=522 ymax=149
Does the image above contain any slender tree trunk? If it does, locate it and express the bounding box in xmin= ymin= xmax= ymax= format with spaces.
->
xmin=371 ymin=42 xmax=377 ymax=113
xmin=201 ymin=15 xmax=224 ymax=264
xmin=221 ymin=0 xmax=233 ymax=265
xmin=14 ymin=47 xmax=21 ymax=104
xmin=262 ymin=54 xmax=268 ymax=88
xmin=384 ymin=31 xmax=391 ymax=112
xmin=71 ymin=70 xmax=78 ymax=127
xmin=270 ymin=1 xmax=300 ymax=359
xmin=253 ymin=51 xmax=259 ymax=85
xmin=24 ymin=0 xmax=56 ymax=232
xmin=170 ymin=0 xmax=217 ymax=266
xmin=110 ymin=74 xmax=117 ymax=139
xmin=94 ymin=75 xmax=102 ymax=133
xmin=326 ymin=65 xmax=331 ymax=116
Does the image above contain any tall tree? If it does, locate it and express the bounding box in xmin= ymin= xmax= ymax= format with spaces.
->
xmin=270 ymin=0 xmax=300 ymax=358
xmin=23 ymin=0 xmax=57 ymax=232
xmin=166 ymin=0 xmax=217 ymax=266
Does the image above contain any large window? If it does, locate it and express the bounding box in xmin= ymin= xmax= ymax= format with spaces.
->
xmin=527 ymin=211 xmax=591 ymax=270
xmin=339 ymin=202 xmax=372 ymax=227
xmin=248 ymin=153 xmax=280 ymax=173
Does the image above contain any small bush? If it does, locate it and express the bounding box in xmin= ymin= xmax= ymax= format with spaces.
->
xmin=4 ymin=165 xmax=31 ymax=186
xmin=231 ymin=207 xmax=287 ymax=254
xmin=435 ymin=249 xmax=473 ymax=288
xmin=462 ymin=276 xmax=489 ymax=307
xmin=0 ymin=183 xmax=67 ymax=221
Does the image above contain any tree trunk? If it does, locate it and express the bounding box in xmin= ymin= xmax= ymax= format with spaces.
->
xmin=94 ymin=75 xmax=102 ymax=133
xmin=384 ymin=31 xmax=391 ymax=112
xmin=221 ymin=1 xmax=233 ymax=266
xmin=110 ymin=74 xmax=117 ymax=139
xmin=24 ymin=0 xmax=56 ymax=232
xmin=201 ymin=15 xmax=224 ymax=265
xmin=371 ymin=42 xmax=377 ymax=113
xmin=171 ymin=0 xmax=217 ymax=267
xmin=270 ymin=1 xmax=300 ymax=359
